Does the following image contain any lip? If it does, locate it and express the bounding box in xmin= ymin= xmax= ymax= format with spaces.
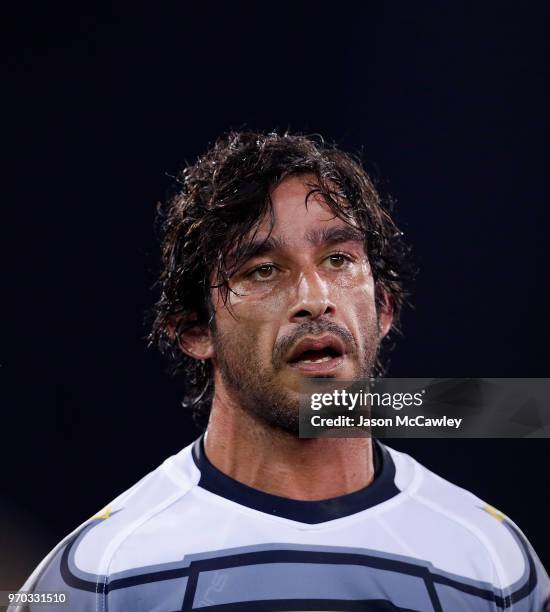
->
xmin=288 ymin=354 xmax=345 ymax=375
xmin=286 ymin=334 xmax=346 ymax=375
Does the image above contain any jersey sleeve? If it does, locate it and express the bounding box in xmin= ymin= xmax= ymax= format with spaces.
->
xmin=503 ymin=516 xmax=550 ymax=612
xmin=460 ymin=502 xmax=550 ymax=611
xmin=8 ymin=460 xmax=191 ymax=612
xmin=7 ymin=518 xmax=108 ymax=612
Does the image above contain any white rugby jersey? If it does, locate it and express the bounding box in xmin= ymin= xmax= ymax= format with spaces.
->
xmin=14 ymin=437 xmax=550 ymax=611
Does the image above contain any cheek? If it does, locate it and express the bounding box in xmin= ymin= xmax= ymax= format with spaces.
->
xmin=334 ymin=263 xmax=377 ymax=308
xmin=217 ymin=284 xmax=288 ymax=325
xmin=212 ymin=290 xmax=284 ymax=354
xmin=339 ymin=270 xmax=379 ymax=336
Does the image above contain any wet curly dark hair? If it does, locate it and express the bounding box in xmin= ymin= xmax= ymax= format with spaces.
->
xmin=149 ymin=130 xmax=412 ymax=428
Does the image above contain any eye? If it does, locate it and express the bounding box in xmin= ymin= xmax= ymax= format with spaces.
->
xmin=326 ymin=253 xmax=350 ymax=269
xmin=249 ymin=264 xmax=277 ymax=280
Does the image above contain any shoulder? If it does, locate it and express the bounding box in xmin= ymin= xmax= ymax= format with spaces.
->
xmin=12 ymin=442 xmax=200 ymax=612
xmin=76 ymin=441 xmax=201 ymax=568
xmin=383 ymin=443 xmax=550 ymax=609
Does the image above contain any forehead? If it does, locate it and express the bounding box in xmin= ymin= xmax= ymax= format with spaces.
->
xmin=254 ymin=174 xmax=354 ymax=241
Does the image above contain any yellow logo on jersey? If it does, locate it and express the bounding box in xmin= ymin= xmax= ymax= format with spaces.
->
xmin=93 ymin=505 xmax=112 ymax=520
xmin=483 ymin=504 xmax=506 ymax=522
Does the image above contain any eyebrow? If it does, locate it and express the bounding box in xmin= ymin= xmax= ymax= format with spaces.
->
xmin=228 ymin=225 xmax=365 ymax=273
xmin=226 ymin=236 xmax=284 ymax=274
xmin=304 ymin=225 xmax=365 ymax=248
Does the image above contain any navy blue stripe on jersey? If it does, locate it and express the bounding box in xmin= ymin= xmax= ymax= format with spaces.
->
xmin=34 ymin=521 xmax=538 ymax=611
xmin=192 ymin=436 xmax=400 ymax=523
xmin=57 ymin=521 xmax=192 ymax=594
xmin=56 ymin=532 xmax=537 ymax=611
xmin=505 ymin=520 xmax=538 ymax=606
xmin=172 ymin=599 xmax=419 ymax=611
xmin=45 ymin=500 xmax=537 ymax=611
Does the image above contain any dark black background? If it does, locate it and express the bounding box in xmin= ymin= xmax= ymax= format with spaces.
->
xmin=2 ymin=2 xmax=549 ymax=586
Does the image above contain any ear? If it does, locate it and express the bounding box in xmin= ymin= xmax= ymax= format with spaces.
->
xmin=167 ymin=316 xmax=215 ymax=361
xmin=377 ymin=289 xmax=394 ymax=339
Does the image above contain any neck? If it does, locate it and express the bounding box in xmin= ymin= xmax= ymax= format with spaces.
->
xmin=204 ymin=379 xmax=375 ymax=501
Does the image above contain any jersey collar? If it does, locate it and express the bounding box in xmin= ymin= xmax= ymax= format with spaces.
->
xmin=191 ymin=436 xmax=399 ymax=524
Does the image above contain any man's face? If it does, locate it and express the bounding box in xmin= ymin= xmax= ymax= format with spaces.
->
xmin=209 ymin=175 xmax=391 ymax=433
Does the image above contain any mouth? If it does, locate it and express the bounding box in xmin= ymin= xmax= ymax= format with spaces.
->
xmin=286 ymin=335 xmax=346 ymax=375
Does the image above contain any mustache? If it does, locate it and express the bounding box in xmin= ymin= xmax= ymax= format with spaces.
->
xmin=272 ymin=320 xmax=356 ymax=368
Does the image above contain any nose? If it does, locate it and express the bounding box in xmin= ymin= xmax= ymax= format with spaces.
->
xmin=288 ymin=270 xmax=336 ymax=322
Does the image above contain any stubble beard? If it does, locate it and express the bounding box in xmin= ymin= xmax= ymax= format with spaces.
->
xmin=212 ymin=318 xmax=381 ymax=436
